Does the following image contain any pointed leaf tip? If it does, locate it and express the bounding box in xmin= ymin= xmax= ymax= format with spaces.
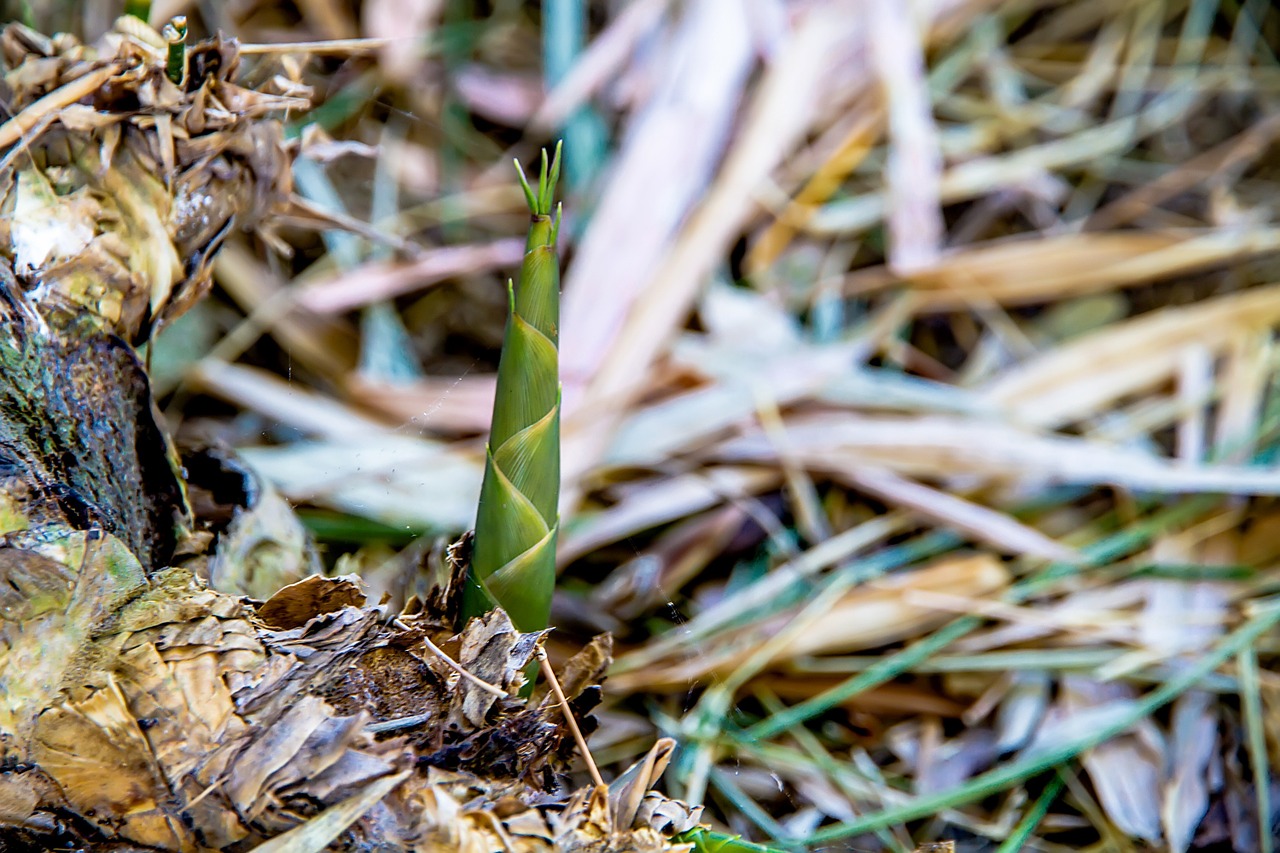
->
xmin=547 ymin=140 xmax=563 ymax=205
xmin=515 ymin=159 xmax=537 ymax=212
xmin=537 ymin=148 xmax=550 ymax=210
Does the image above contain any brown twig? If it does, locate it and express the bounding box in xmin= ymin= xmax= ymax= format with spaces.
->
xmin=393 ymin=618 xmax=508 ymax=698
xmin=0 ymin=65 xmax=121 ymax=149
xmin=538 ymin=646 xmax=605 ymax=789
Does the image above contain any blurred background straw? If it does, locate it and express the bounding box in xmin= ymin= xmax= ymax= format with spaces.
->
xmin=14 ymin=0 xmax=1280 ymax=848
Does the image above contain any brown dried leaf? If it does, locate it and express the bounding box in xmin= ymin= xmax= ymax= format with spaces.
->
xmin=450 ymin=609 xmax=541 ymax=728
xmin=33 ymin=679 xmax=192 ymax=849
xmin=555 ymin=633 xmax=614 ymax=703
xmin=257 ymin=575 xmax=367 ymax=630
xmin=248 ymin=770 xmax=410 ymax=853
xmin=0 ymin=773 xmax=38 ymax=823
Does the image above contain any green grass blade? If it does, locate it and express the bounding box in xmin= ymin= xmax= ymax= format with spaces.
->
xmin=1238 ymin=643 xmax=1272 ymax=853
xmin=163 ymin=17 xmax=187 ymax=86
xmin=994 ymin=770 xmax=1065 ymax=853
xmin=708 ymin=766 xmax=794 ymax=845
xmin=543 ymin=0 xmax=607 ymax=190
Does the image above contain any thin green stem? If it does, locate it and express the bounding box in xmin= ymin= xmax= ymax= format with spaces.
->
xmin=994 ymin=771 xmax=1066 ymax=853
xmin=1238 ymin=643 xmax=1273 ymax=853
xmin=708 ymin=766 xmax=796 ymax=847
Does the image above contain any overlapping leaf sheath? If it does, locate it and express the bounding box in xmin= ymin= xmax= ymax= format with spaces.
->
xmin=464 ymin=146 xmax=563 ymax=632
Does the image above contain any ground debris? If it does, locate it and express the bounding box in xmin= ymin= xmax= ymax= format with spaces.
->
xmin=4 ymin=550 xmax=692 ymax=851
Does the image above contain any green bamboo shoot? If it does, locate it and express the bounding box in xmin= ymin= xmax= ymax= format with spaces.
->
xmin=463 ymin=143 xmax=562 ymax=632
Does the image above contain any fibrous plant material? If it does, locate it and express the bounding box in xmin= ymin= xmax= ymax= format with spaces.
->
xmin=464 ymin=144 xmax=564 ymax=633
xmin=0 ymin=19 xmax=699 ymax=853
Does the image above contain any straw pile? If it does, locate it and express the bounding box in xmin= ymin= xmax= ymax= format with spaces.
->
xmin=54 ymin=0 xmax=1279 ymax=849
